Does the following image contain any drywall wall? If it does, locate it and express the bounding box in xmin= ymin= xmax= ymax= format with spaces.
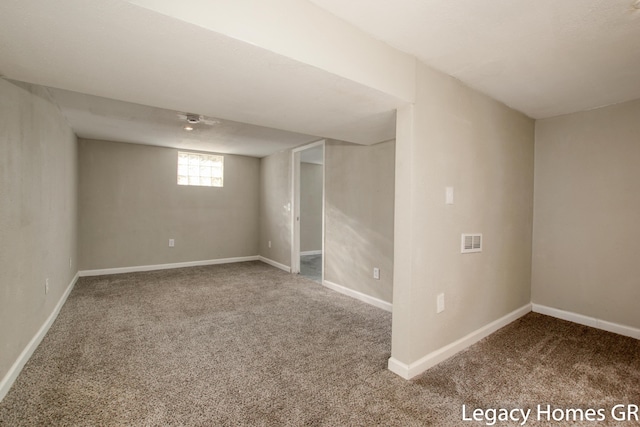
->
xmin=259 ymin=150 xmax=292 ymax=267
xmin=532 ymin=99 xmax=640 ymax=329
xmin=324 ymin=140 xmax=395 ymax=303
xmin=391 ymin=62 xmax=535 ymax=367
xmin=0 ymin=80 xmax=78 ymax=389
xmin=78 ymin=139 xmax=259 ymax=270
xmin=300 ymin=162 xmax=323 ymax=252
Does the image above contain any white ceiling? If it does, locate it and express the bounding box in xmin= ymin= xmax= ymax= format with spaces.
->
xmin=1 ymin=0 xmax=638 ymax=158
xmin=47 ymin=87 xmax=319 ymax=158
xmin=309 ymin=0 xmax=640 ymax=119
xmin=0 ymin=0 xmax=401 ymax=157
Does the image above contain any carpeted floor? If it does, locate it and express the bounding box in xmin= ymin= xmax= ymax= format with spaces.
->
xmin=300 ymin=254 xmax=322 ymax=283
xmin=1 ymin=261 xmax=638 ymax=426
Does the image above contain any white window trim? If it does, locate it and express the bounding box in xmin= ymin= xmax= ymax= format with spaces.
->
xmin=177 ymin=151 xmax=224 ymax=187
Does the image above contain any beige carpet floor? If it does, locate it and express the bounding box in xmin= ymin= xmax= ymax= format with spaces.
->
xmin=1 ymin=261 xmax=638 ymax=426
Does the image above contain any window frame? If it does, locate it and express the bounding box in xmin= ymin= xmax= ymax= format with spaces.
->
xmin=177 ymin=151 xmax=224 ymax=187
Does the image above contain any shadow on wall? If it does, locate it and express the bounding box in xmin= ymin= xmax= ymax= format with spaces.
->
xmin=324 ymin=197 xmax=394 ymax=303
xmin=323 ymin=139 xmax=395 ymax=304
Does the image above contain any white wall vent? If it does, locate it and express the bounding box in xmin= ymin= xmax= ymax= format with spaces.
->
xmin=461 ymin=234 xmax=482 ymax=253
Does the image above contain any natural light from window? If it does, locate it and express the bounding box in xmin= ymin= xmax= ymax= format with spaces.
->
xmin=177 ymin=152 xmax=223 ymax=187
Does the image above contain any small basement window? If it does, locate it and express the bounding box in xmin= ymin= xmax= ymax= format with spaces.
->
xmin=177 ymin=151 xmax=223 ymax=187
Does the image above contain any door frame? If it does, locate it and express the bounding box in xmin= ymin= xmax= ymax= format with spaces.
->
xmin=290 ymin=140 xmax=325 ymax=278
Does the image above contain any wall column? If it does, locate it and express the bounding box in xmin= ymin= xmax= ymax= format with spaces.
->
xmin=389 ymin=103 xmax=417 ymax=374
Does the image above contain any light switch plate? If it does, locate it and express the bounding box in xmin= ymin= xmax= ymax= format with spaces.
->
xmin=437 ymin=293 xmax=445 ymax=313
xmin=445 ymin=187 xmax=454 ymax=205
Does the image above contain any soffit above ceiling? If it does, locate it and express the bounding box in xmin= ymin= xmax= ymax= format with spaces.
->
xmin=3 ymin=0 xmax=635 ymax=155
xmin=0 ymin=0 xmax=402 ymax=154
xmin=309 ymin=0 xmax=640 ymax=118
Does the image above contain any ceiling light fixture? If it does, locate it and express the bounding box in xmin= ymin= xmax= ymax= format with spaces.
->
xmin=186 ymin=114 xmax=201 ymax=124
xmin=178 ymin=112 xmax=220 ymax=126
xmin=184 ymin=125 xmax=194 ymax=131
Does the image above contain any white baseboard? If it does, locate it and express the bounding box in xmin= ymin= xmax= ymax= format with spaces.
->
xmin=258 ymin=256 xmax=291 ymax=273
xmin=300 ymin=250 xmax=322 ymax=256
xmin=79 ymin=256 xmax=260 ymax=277
xmin=532 ymin=304 xmax=640 ymax=339
xmin=0 ymin=272 xmax=79 ymax=402
xmin=322 ymin=280 xmax=392 ymax=312
xmin=388 ymin=303 xmax=532 ymax=379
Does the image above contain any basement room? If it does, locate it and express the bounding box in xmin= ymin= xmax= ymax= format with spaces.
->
xmin=1 ymin=0 xmax=639 ymax=425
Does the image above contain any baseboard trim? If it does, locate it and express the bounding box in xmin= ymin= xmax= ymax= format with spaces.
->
xmin=258 ymin=256 xmax=291 ymax=273
xmin=79 ymin=256 xmax=260 ymax=277
xmin=300 ymin=250 xmax=322 ymax=256
xmin=0 ymin=272 xmax=79 ymax=402
xmin=388 ymin=303 xmax=532 ymax=379
xmin=322 ymin=280 xmax=392 ymax=312
xmin=532 ymin=304 xmax=640 ymax=339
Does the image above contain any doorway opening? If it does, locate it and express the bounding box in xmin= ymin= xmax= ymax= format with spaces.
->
xmin=291 ymin=140 xmax=325 ymax=283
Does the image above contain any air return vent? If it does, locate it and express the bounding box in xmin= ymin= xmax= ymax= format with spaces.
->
xmin=461 ymin=234 xmax=482 ymax=253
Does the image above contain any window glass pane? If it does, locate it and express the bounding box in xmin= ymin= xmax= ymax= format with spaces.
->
xmin=177 ymin=152 xmax=223 ymax=187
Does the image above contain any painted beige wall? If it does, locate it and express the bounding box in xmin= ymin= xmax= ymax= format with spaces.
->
xmin=532 ymin=99 xmax=640 ymax=329
xmin=392 ymin=63 xmax=535 ymax=364
xmin=0 ymin=80 xmax=78 ymax=383
xmin=300 ymin=162 xmax=322 ymax=252
xmin=258 ymin=150 xmax=291 ymax=267
xmin=78 ymin=139 xmax=259 ymax=270
xmin=324 ymin=140 xmax=395 ymax=303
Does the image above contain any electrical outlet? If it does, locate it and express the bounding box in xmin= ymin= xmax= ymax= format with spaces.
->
xmin=373 ymin=267 xmax=380 ymax=280
xmin=268 ymin=240 xmax=272 ymax=248
xmin=45 ymin=278 xmax=49 ymax=295
xmin=169 ymin=239 xmax=175 ymax=247
xmin=437 ymin=293 xmax=445 ymax=313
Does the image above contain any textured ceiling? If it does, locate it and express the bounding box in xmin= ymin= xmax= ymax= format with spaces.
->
xmin=309 ymin=0 xmax=640 ymax=118
xmin=47 ymin=87 xmax=320 ymax=158
xmin=1 ymin=0 xmax=637 ymax=158
xmin=0 ymin=0 xmax=401 ymax=156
